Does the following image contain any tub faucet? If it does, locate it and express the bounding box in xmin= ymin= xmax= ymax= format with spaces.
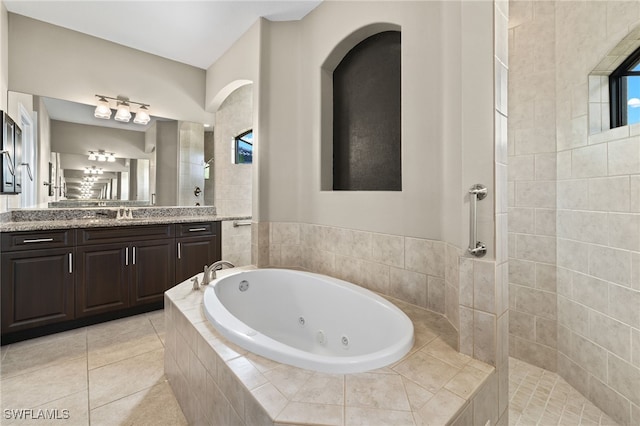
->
xmin=208 ymin=260 xmax=235 ymax=280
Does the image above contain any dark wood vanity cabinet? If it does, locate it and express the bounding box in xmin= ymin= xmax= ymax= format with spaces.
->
xmin=75 ymin=242 xmax=130 ymax=317
xmin=175 ymin=222 xmax=221 ymax=283
xmin=130 ymin=238 xmax=176 ymax=305
xmin=75 ymin=224 xmax=176 ymax=316
xmin=1 ymin=221 xmax=220 ymax=341
xmin=1 ymin=230 xmax=75 ymax=334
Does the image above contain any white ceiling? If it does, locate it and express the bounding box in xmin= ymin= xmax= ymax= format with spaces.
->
xmin=4 ymin=0 xmax=322 ymax=69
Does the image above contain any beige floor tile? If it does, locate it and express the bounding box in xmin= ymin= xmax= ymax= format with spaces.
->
xmin=90 ymin=380 xmax=186 ymax=426
xmin=2 ymin=390 xmax=89 ymax=426
xmin=508 ymin=357 xmax=620 ymax=426
xmin=87 ymin=315 xmax=155 ymax=343
xmin=147 ymin=310 xmax=166 ymax=344
xmin=1 ymin=331 xmax=87 ymax=379
xmin=0 ymin=357 xmax=88 ymax=410
xmin=88 ymin=330 xmax=163 ymax=370
xmin=88 ymin=348 xmax=165 ymax=409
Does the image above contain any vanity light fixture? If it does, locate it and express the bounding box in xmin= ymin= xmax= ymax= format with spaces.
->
xmin=84 ymin=166 xmax=103 ymax=175
xmin=94 ymin=94 xmax=151 ymax=125
xmin=88 ymin=150 xmax=116 ymax=162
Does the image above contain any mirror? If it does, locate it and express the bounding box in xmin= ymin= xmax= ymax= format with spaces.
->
xmin=9 ymin=91 xmax=209 ymax=208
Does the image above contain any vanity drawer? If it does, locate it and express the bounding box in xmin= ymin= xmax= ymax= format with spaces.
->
xmin=1 ymin=229 xmax=75 ymax=252
xmin=78 ymin=224 xmax=175 ymax=245
xmin=176 ymin=222 xmax=219 ymax=237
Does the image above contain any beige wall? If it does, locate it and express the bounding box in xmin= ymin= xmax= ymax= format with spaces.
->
xmin=50 ymin=121 xmax=148 ymax=160
xmin=8 ymin=14 xmax=211 ymax=125
xmin=0 ymin=0 xmax=6 ymax=112
xmin=210 ymin=1 xmax=507 ymax=423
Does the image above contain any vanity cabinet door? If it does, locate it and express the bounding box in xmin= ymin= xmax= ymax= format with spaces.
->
xmin=130 ymin=238 xmax=175 ymax=305
xmin=175 ymin=235 xmax=221 ymax=284
xmin=1 ymin=248 xmax=74 ymax=333
xmin=75 ymin=243 xmax=130 ymax=317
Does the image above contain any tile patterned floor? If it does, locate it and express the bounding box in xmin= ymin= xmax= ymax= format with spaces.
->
xmin=0 ymin=311 xmax=186 ymax=425
xmin=0 ymin=313 xmax=621 ymax=426
xmin=509 ymin=357 xmax=619 ymax=426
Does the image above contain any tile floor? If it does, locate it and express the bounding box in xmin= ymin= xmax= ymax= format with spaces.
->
xmin=0 ymin=312 xmax=620 ymax=426
xmin=0 ymin=310 xmax=186 ymax=425
xmin=509 ymin=358 xmax=618 ymax=426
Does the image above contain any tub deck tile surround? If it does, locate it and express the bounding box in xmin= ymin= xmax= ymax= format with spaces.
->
xmin=164 ymin=268 xmax=498 ymax=426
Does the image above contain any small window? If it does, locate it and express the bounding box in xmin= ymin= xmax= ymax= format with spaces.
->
xmin=233 ymin=130 xmax=253 ymax=164
xmin=610 ymin=46 xmax=640 ymax=128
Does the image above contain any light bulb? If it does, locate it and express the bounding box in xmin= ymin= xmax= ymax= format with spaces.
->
xmin=133 ymin=105 xmax=151 ymax=125
xmin=88 ymin=151 xmax=97 ymax=161
xmin=107 ymin=153 xmax=116 ymax=162
xmin=114 ymin=102 xmax=131 ymax=122
xmin=94 ymin=97 xmax=112 ymax=119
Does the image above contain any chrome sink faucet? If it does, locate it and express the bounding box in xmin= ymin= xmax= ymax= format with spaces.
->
xmin=202 ymin=260 xmax=235 ymax=285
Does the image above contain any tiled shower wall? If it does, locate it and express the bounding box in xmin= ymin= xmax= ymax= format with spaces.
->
xmin=214 ymin=84 xmax=253 ymax=266
xmin=178 ymin=122 xmax=205 ymax=207
xmin=509 ymin=1 xmax=640 ymax=424
xmin=508 ymin=0 xmax=559 ymax=372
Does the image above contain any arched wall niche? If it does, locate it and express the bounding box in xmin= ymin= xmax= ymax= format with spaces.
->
xmin=209 ymin=79 xmax=253 ymax=114
xmin=320 ymin=23 xmax=401 ymax=191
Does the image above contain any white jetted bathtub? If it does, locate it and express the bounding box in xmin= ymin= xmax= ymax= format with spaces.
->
xmin=203 ymin=268 xmax=414 ymax=374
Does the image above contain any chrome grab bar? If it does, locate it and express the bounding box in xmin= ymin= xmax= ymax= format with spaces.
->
xmin=468 ymin=184 xmax=487 ymax=257
xmin=233 ymin=220 xmax=251 ymax=227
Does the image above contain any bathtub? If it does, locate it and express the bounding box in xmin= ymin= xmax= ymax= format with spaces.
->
xmin=203 ymin=268 xmax=414 ymax=374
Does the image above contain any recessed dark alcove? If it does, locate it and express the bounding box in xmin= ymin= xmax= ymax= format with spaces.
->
xmin=332 ymin=31 xmax=401 ymax=191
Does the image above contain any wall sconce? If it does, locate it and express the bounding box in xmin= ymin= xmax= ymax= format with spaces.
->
xmin=94 ymin=94 xmax=151 ymax=125
xmin=88 ymin=150 xmax=116 ymax=162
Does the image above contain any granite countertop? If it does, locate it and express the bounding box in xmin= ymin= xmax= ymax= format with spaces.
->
xmin=0 ymin=206 xmax=252 ymax=232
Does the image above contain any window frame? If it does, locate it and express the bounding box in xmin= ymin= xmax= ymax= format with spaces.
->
xmin=233 ymin=129 xmax=253 ymax=164
xmin=609 ymin=46 xmax=640 ymax=128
